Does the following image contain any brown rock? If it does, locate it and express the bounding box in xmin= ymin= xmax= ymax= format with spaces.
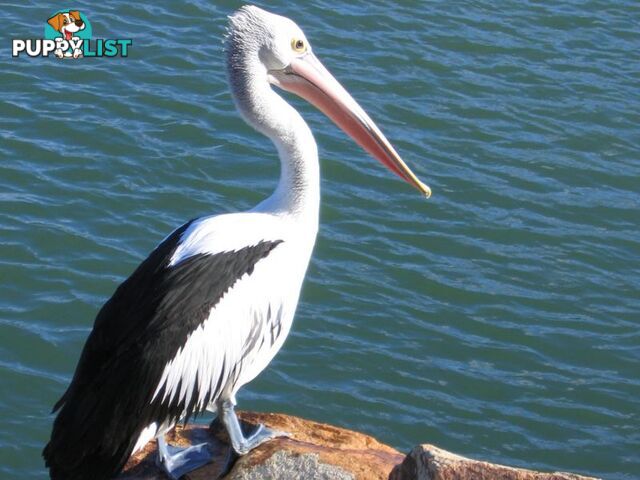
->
xmin=223 ymin=412 xmax=404 ymax=480
xmin=121 ymin=413 xmax=600 ymax=480
xmin=389 ymin=444 xmax=600 ymax=480
xmin=120 ymin=411 xmax=404 ymax=480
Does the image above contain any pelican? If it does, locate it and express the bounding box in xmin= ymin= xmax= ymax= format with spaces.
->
xmin=43 ymin=5 xmax=430 ymax=480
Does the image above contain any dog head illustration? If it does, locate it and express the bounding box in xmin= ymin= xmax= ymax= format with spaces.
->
xmin=47 ymin=11 xmax=85 ymax=41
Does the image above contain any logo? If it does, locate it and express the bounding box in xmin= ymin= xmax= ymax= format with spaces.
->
xmin=12 ymin=10 xmax=132 ymax=59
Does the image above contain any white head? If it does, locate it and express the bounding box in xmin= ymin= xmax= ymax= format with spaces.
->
xmin=225 ymin=6 xmax=431 ymax=197
xmin=226 ymin=6 xmax=310 ymax=79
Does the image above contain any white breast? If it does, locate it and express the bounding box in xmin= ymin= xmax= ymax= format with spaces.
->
xmin=152 ymin=212 xmax=317 ymax=414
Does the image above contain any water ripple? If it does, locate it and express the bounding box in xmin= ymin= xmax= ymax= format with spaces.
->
xmin=1 ymin=1 xmax=639 ymax=479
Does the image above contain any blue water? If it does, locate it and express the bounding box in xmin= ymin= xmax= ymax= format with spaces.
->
xmin=1 ymin=1 xmax=639 ymax=478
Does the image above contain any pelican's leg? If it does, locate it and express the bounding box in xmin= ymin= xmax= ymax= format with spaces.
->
xmin=156 ymin=433 xmax=212 ymax=480
xmin=219 ymin=397 xmax=288 ymax=455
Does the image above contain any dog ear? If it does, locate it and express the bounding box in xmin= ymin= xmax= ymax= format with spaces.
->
xmin=47 ymin=13 xmax=64 ymax=32
xmin=69 ymin=11 xmax=82 ymax=22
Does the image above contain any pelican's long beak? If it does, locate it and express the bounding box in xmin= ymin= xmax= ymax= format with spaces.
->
xmin=268 ymin=52 xmax=431 ymax=198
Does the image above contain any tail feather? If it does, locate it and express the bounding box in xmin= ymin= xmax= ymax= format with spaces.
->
xmin=43 ymin=394 xmax=138 ymax=480
xmin=42 ymin=370 xmax=151 ymax=480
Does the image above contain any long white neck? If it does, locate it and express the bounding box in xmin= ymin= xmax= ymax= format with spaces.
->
xmin=227 ymin=57 xmax=320 ymax=222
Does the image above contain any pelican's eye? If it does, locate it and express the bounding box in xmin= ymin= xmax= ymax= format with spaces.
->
xmin=291 ymin=38 xmax=307 ymax=53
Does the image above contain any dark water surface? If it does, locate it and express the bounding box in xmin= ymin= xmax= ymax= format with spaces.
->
xmin=1 ymin=1 xmax=638 ymax=478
